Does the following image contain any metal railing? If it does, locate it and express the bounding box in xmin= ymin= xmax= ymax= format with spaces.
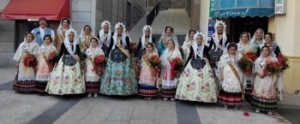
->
xmin=146 ymin=3 xmax=160 ymax=25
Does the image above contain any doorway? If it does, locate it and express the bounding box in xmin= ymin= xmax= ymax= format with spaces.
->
xmin=230 ymin=17 xmax=269 ymax=43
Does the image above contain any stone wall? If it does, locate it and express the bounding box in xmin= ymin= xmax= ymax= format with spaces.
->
xmin=0 ymin=0 xmax=16 ymax=66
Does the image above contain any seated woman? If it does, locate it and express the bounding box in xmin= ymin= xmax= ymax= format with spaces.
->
xmin=100 ymin=22 xmax=138 ymax=96
xmin=46 ymin=29 xmax=85 ymax=95
xmin=176 ymin=32 xmax=217 ymax=103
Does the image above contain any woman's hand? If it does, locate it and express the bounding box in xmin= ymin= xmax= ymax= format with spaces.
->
xmin=203 ymin=58 xmax=209 ymax=63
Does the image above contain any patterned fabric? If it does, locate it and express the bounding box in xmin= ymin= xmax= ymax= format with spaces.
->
xmin=138 ymin=84 xmax=159 ymax=97
xmin=35 ymin=81 xmax=47 ymax=93
xmin=251 ymin=95 xmax=277 ymax=111
xmin=46 ymin=56 xmax=86 ymax=95
xmin=244 ymin=75 xmax=254 ymax=103
xmin=218 ymin=90 xmax=242 ymax=106
xmin=100 ymin=58 xmax=138 ymax=96
xmin=86 ymin=81 xmax=100 ymax=93
xmin=175 ymin=61 xmax=217 ymax=102
xmin=13 ymin=73 xmax=36 ymax=92
xmin=208 ymin=48 xmax=223 ymax=63
xmin=161 ymin=88 xmax=177 ymax=98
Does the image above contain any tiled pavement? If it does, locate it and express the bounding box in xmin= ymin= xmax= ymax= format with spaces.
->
xmin=0 ymin=67 xmax=297 ymax=124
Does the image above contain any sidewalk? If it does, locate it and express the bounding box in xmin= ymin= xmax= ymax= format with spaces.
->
xmin=278 ymin=93 xmax=300 ymax=107
xmin=0 ymin=66 xmax=16 ymax=85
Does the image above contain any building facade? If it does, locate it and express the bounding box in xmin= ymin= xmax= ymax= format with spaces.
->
xmin=188 ymin=0 xmax=300 ymax=94
xmin=0 ymin=0 xmax=146 ymax=66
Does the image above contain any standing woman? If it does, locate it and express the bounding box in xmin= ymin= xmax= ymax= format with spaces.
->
xmin=56 ymin=18 xmax=72 ymax=52
xmin=135 ymin=25 xmax=156 ymax=60
xmin=79 ymin=25 xmax=94 ymax=53
xmin=46 ymin=29 xmax=86 ymax=95
xmin=13 ymin=33 xmax=39 ymax=93
xmin=157 ymin=26 xmax=178 ymax=56
xmin=98 ymin=20 xmax=113 ymax=56
xmin=251 ymin=28 xmax=265 ymax=54
xmin=237 ymin=32 xmax=256 ymax=102
xmin=100 ymin=22 xmax=138 ymax=96
xmin=138 ymin=43 xmax=159 ymax=100
xmin=251 ymin=46 xmax=279 ymax=115
xmin=176 ymin=32 xmax=217 ymax=103
xmin=261 ymin=33 xmax=283 ymax=100
xmin=35 ymin=35 xmax=58 ymax=94
xmin=160 ymin=39 xmax=182 ymax=101
xmin=134 ymin=25 xmax=156 ymax=78
xmin=208 ymin=20 xmax=229 ymax=63
xmin=85 ymin=38 xmax=104 ymax=97
xmin=218 ymin=43 xmax=243 ymax=109
xmin=181 ymin=30 xmax=196 ymax=63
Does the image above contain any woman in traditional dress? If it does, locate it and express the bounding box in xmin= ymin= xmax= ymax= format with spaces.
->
xmin=134 ymin=25 xmax=156 ymax=79
xmin=46 ymin=29 xmax=85 ymax=95
xmin=85 ymin=38 xmax=104 ymax=97
xmin=157 ymin=26 xmax=178 ymax=56
xmin=13 ymin=33 xmax=39 ymax=93
xmin=176 ymin=32 xmax=217 ymax=103
xmin=79 ymin=25 xmax=94 ymax=53
xmin=35 ymin=35 xmax=58 ymax=94
xmin=138 ymin=43 xmax=159 ymax=100
xmin=259 ymin=33 xmax=283 ymax=100
xmin=181 ymin=30 xmax=196 ymax=63
xmin=100 ymin=22 xmax=138 ymax=96
xmin=208 ymin=21 xmax=229 ymax=90
xmin=160 ymin=39 xmax=182 ymax=101
xmin=98 ymin=20 xmax=113 ymax=56
xmin=208 ymin=20 xmax=229 ymax=64
xmin=251 ymin=28 xmax=265 ymax=54
xmin=251 ymin=46 xmax=279 ymax=115
xmin=56 ymin=18 xmax=72 ymax=52
xmin=237 ymin=32 xmax=256 ymax=102
xmin=218 ymin=43 xmax=243 ymax=109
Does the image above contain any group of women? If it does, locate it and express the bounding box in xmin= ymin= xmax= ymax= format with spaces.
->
xmin=13 ymin=18 xmax=283 ymax=115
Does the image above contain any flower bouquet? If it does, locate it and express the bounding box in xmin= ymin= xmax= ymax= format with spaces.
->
xmin=23 ymin=52 xmax=37 ymax=67
xmin=238 ymin=52 xmax=257 ymax=75
xmin=48 ymin=52 xmax=58 ymax=63
xmin=169 ymin=57 xmax=184 ymax=73
xmin=277 ymin=54 xmax=289 ymax=72
xmin=148 ymin=55 xmax=161 ymax=76
xmin=265 ymin=60 xmax=282 ymax=75
xmin=93 ymin=55 xmax=105 ymax=73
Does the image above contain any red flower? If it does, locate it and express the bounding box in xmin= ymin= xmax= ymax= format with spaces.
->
xmin=23 ymin=53 xmax=36 ymax=67
xmin=243 ymin=111 xmax=250 ymax=117
xmin=130 ymin=42 xmax=136 ymax=50
xmin=94 ymin=55 xmax=105 ymax=65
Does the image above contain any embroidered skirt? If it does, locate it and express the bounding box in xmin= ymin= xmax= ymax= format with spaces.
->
xmin=218 ymin=90 xmax=242 ymax=106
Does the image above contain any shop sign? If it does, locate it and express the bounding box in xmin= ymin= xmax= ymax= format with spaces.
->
xmin=275 ymin=0 xmax=286 ymax=14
